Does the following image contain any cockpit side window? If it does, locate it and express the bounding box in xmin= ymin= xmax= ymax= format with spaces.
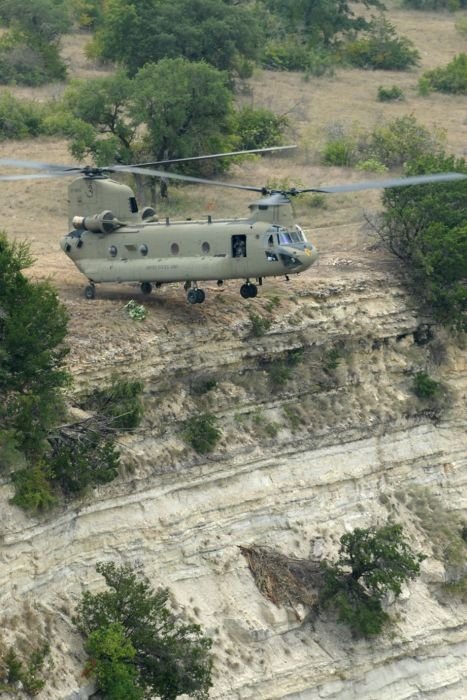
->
xmin=278 ymin=230 xmax=292 ymax=245
xmin=129 ymin=197 xmax=138 ymax=213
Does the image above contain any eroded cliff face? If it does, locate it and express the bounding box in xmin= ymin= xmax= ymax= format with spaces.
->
xmin=1 ymin=255 xmax=466 ymax=699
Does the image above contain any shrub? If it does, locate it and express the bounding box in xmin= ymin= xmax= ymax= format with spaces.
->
xmin=420 ymin=53 xmax=467 ymax=94
xmin=235 ymin=106 xmax=288 ymax=151
xmin=184 ymin=414 xmax=221 ymax=453
xmin=319 ymin=524 xmax=424 ymax=637
xmin=10 ymin=464 xmax=57 ymax=512
xmin=0 ymin=92 xmax=47 ymax=140
xmin=0 ymin=31 xmax=66 ymax=86
xmin=322 ymin=138 xmax=355 ymax=166
xmin=412 ymin=371 xmax=441 ymax=399
xmin=261 ymin=39 xmax=334 ymax=76
xmin=249 ymin=311 xmax=272 ymax=337
xmin=75 ymin=562 xmax=213 ymax=700
xmin=191 ymin=377 xmax=218 ymax=396
xmin=344 ymin=16 xmax=420 ymax=70
xmin=50 ymin=438 xmax=120 ymax=496
xmin=81 ymin=375 xmax=144 ymax=430
xmin=377 ymin=85 xmax=405 ymax=102
xmin=402 ymin=0 xmax=466 ymax=9
xmin=369 ymin=115 xmax=444 ymax=168
xmin=1 ymin=643 xmax=50 ymax=695
xmin=322 ymin=115 xmax=445 ymax=170
xmin=267 ymin=361 xmax=293 ymax=387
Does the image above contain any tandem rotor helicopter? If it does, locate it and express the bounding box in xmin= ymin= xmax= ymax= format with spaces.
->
xmin=0 ymin=146 xmax=465 ymax=304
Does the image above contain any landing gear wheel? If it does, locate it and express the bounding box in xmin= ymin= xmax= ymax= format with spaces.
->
xmin=141 ymin=282 xmax=152 ymax=295
xmin=240 ymin=283 xmax=258 ymax=299
xmin=187 ymin=288 xmax=198 ymax=304
xmin=84 ymin=284 xmax=96 ymax=300
xmin=240 ymin=284 xmax=250 ymax=299
xmin=195 ymin=289 xmax=205 ymax=304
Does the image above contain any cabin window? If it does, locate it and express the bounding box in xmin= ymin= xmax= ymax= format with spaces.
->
xmin=202 ymin=241 xmax=210 ymax=254
xmin=139 ymin=244 xmax=148 ymax=256
xmin=232 ymin=234 xmax=246 ymax=258
xmin=171 ymin=243 xmax=180 ymax=255
xmin=109 ymin=245 xmax=118 ymax=257
xmin=129 ymin=197 xmax=138 ymax=213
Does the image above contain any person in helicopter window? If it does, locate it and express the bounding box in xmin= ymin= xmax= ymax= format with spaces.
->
xmin=233 ymin=236 xmax=246 ymax=257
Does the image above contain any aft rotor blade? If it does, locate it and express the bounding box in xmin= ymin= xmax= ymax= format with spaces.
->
xmin=131 ymin=145 xmax=297 ymax=168
xmin=0 ymin=172 xmax=79 ymax=181
xmin=113 ymin=164 xmax=265 ymax=192
xmin=298 ymin=172 xmax=467 ymax=194
xmin=0 ymin=158 xmax=80 ymax=172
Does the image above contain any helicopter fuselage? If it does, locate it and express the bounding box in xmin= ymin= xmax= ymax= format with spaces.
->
xmin=60 ymin=216 xmax=318 ymax=288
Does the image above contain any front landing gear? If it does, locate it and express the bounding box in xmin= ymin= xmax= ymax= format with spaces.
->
xmin=84 ymin=283 xmax=96 ymax=300
xmin=240 ymin=282 xmax=257 ymax=299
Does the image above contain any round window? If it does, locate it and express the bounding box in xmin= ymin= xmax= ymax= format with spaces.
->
xmin=171 ymin=243 xmax=180 ymax=255
xmin=139 ymin=244 xmax=148 ymax=256
xmin=202 ymin=241 xmax=210 ymax=254
xmin=109 ymin=245 xmax=117 ymax=257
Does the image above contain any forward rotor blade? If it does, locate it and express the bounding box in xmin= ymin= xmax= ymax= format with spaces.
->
xmin=298 ymin=172 xmax=467 ymax=194
xmin=112 ymin=164 xmax=265 ymax=192
xmin=131 ymin=145 xmax=297 ymax=168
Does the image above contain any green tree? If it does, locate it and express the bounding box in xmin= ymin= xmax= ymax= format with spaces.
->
xmin=320 ymin=524 xmax=424 ymax=637
xmin=88 ymin=0 xmax=263 ymax=76
xmin=376 ymin=153 xmax=467 ymax=330
xmin=0 ymin=234 xmax=69 ymax=458
xmin=131 ymin=58 xmax=235 ymax=164
xmin=344 ymin=15 xmax=420 ymax=70
xmin=45 ymin=71 xmax=136 ymax=164
xmin=0 ymin=0 xmax=68 ymax=84
xmin=75 ymin=562 xmax=213 ymax=700
xmin=420 ymin=53 xmax=467 ymax=95
xmin=261 ymin=0 xmax=385 ymax=46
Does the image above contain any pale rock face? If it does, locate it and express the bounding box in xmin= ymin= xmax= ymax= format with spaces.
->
xmin=1 ymin=270 xmax=466 ymax=699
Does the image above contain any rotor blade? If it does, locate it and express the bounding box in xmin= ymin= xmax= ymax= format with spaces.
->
xmin=298 ymin=172 xmax=467 ymax=194
xmin=112 ymin=165 xmax=265 ymax=192
xmin=0 ymin=172 xmax=79 ymax=181
xmin=130 ymin=145 xmax=297 ymax=168
xmin=0 ymin=158 xmax=80 ymax=172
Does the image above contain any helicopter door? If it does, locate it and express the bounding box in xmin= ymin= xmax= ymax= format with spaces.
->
xmin=232 ymin=234 xmax=246 ymax=259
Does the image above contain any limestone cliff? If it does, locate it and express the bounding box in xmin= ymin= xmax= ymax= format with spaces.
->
xmin=1 ymin=253 xmax=466 ymax=699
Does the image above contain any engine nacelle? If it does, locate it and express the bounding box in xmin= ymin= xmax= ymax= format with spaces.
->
xmin=72 ymin=210 xmax=120 ymax=234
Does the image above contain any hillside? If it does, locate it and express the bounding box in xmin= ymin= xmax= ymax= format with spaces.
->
xmin=0 ymin=5 xmax=466 ymax=699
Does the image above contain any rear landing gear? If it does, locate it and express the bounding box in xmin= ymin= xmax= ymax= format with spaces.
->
xmin=84 ymin=283 xmax=96 ymax=300
xmin=240 ymin=282 xmax=257 ymax=299
xmin=140 ymin=282 xmax=153 ymax=295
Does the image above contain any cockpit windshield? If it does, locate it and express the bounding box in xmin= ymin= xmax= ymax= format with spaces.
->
xmin=273 ymin=226 xmax=306 ymax=245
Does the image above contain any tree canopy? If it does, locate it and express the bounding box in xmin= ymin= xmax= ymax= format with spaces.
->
xmin=75 ymin=562 xmax=213 ymax=700
xmin=87 ymin=0 xmax=263 ymax=76
xmin=0 ymin=0 xmax=68 ymax=84
xmin=377 ymin=153 xmax=467 ymax=331
xmin=0 ymin=234 xmax=69 ymax=459
xmin=320 ymin=524 xmax=424 ymax=637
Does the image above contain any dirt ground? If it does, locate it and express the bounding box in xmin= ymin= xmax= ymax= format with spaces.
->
xmin=0 ymin=10 xmax=465 ymax=338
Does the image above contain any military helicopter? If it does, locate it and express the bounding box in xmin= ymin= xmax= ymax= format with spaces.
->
xmin=0 ymin=148 xmax=465 ymax=304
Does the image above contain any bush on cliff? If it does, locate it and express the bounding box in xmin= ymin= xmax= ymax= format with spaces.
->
xmin=75 ymin=562 xmax=213 ymax=699
xmin=319 ymin=524 xmax=424 ymax=637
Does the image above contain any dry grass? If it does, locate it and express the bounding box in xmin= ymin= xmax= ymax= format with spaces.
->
xmin=0 ymin=9 xmax=465 ymax=324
